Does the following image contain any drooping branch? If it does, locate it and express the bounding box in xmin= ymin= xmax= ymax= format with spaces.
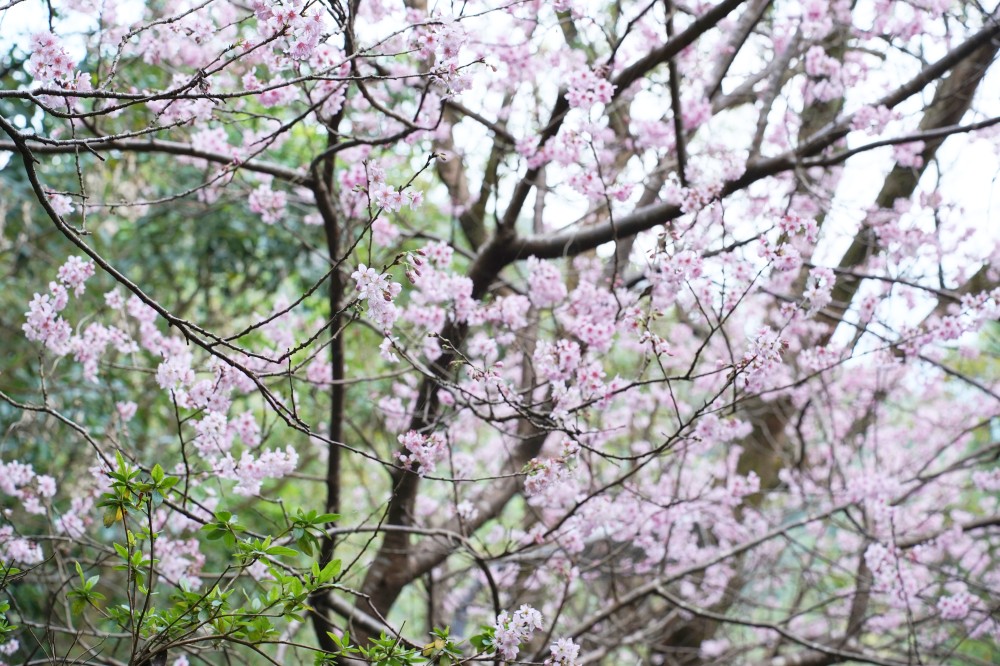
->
xmin=0 ymin=136 xmax=313 ymax=186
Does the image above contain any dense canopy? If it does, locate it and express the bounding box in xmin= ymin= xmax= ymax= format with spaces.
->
xmin=1 ymin=1 xmax=999 ymax=665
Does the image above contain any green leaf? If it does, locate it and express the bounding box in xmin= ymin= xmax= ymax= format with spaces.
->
xmin=313 ymin=513 xmax=339 ymax=524
xmin=320 ymin=559 xmax=341 ymax=582
xmin=264 ymin=545 xmax=299 ymax=558
xmin=469 ymin=626 xmax=495 ymax=653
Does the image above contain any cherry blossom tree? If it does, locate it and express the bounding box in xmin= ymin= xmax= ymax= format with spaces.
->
xmin=1 ymin=0 xmax=1000 ymax=665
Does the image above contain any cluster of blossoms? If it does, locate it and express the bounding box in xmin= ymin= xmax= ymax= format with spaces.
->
xmin=937 ymin=584 xmax=976 ymax=621
xmin=803 ymin=45 xmax=848 ymax=103
xmin=20 ymin=259 xmax=301 ymax=504
xmin=254 ymin=75 xmax=297 ymax=108
xmin=739 ymin=328 xmax=788 ymax=391
xmin=864 ymin=542 xmax=926 ymax=604
xmin=215 ymin=446 xmax=299 ymax=496
xmin=383 ymin=253 xmax=631 ymax=423
xmin=566 ymin=169 xmax=633 ymax=202
xmin=0 ymin=637 xmax=19 ymax=661
xmin=352 ymin=263 xmax=402 ymax=331
xmin=404 ymin=253 xmax=477 ymax=335
xmin=23 ymin=256 xmax=97 ymax=356
xmin=49 ymin=193 xmax=75 ymax=216
xmin=150 ymin=350 xmax=290 ymax=495
xmin=893 ymin=140 xmax=926 ymax=169
xmin=798 ymin=0 xmax=851 ymax=38
xmin=776 ymin=211 xmax=820 ymax=242
xmin=248 ymin=183 xmax=288 ymax=224
xmin=646 ymin=248 xmax=707 ymax=309
xmin=373 ymin=185 xmax=421 ymax=213
xmin=757 ymin=236 xmax=802 ymax=276
xmin=516 ymin=120 xmax=635 ymax=201
xmin=802 ymin=266 xmax=835 ymax=316
xmin=533 ymin=340 xmax=582 ymax=384
xmin=517 ymin=127 xmax=585 ymax=170
xmin=156 ymin=537 xmax=206 ymax=589
xmin=190 ymin=127 xmax=235 ymax=159
xmin=22 ymin=258 xmax=140 ymax=382
xmin=305 ymin=44 xmax=350 ymax=115
xmin=22 ymin=287 xmax=72 ymax=355
xmin=851 ymin=104 xmax=896 ymax=135
xmin=409 ymin=12 xmax=465 ymax=62
xmin=972 ymin=468 xmax=1000 ymax=491
xmin=0 ymin=525 xmax=43 ymax=565
xmin=676 ymin=181 xmax=722 ymax=214
xmin=0 ymin=461 xmax=56 ymax=516
xmin=544 ymin=637 xmax=582 ymax=666
xmin=524 ymin=440 xmax=579 ymax=502
xmin=57 ymin=256 xmax=96 ymax=295
xmin=329 ymin=156 xmax=425 ymax=219
xmin=26 ymin=32 xmax=76 ymax=83
xmin=404 ymin=10 xmax=470 ymax=91
xmin=490 ymin=605 xmax=543 ymax=661
xmin=395 ymin=430 xmax=448 ymax=476
xmin=251 ymin=0 xmax=325 ymax=60
xmin=526 ymin=256 xmax=567 ymax=308
xmin=565 ymin=67 xmax=615 ymax=109
xmin=55 ymin=495 xmax=95 ymax=540
xmin=368 ymin=162 xmax=423 ymax=213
